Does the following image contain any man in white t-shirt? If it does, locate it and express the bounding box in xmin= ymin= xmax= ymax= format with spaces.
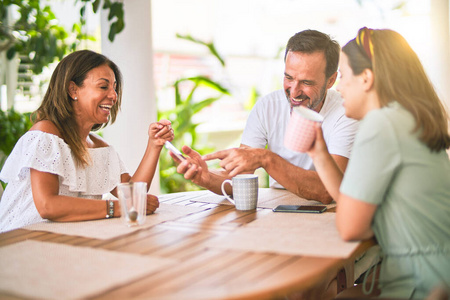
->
xmin=175 ymin=30 xmax=359 ymax=204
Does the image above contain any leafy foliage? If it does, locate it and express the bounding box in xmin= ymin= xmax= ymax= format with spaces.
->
xmin=1 ymin=0 xmax=72 ymax=74
xmin=0 ymin=107 xmax=33 ymax=188
xmin=0 ymin=0 xmax=125 ymax=75
xmin=176 ymin=34 xmax=225 ymax=67
xmin=0 ymin=107 xmax=32 ymax=157
xmin=78 ymin=0 xmax=124 ymax=42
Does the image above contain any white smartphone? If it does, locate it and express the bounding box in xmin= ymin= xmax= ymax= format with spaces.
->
xmin=164 ymin=141 xmax=186 ymax=161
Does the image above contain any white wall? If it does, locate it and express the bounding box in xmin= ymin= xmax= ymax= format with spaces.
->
xmin=430 ymin=0 xmax=450 ymax=111
xmin=100 ymin=0 xmax=161 ymax=195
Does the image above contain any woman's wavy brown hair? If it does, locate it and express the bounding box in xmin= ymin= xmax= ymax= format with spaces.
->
xmin=343 ymin=28 xmax=450 ymax=152
xmin=33 ymin=50 xmax=123 ymax=166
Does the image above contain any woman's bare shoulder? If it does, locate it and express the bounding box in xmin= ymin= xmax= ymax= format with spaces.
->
xmin=89 ymin=132 xmax=110 ymax=148
xmin=30 ymin=120 xmax=63 ymax=138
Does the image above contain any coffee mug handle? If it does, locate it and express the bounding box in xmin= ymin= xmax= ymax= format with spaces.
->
xmin=221 ymin=179 xmax=235 ymax=205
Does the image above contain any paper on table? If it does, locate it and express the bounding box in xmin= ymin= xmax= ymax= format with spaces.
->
xmin=0 ymin=240 xmax=175 ymax=300
xmin=23 ymin=203 xmax=207 ymax=240
xmin=188 ymin=188 xmax=288 ymax=205
xmin=189 ymin=188 xmax=336 ymax=209
xmin=205 ymin=212 xmax=359 ymax=258
xmin=186 ymin=190 xmax=232 ymax=205
xmin=158 ymin=190 xmax=209 ymax=202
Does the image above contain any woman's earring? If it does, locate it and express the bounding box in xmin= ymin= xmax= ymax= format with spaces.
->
xmin=74 ymin=97 xmax=78 ymax=101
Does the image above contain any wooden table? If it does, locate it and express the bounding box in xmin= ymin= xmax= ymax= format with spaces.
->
xmin=0 ymin=190 xmax=375 ymax=300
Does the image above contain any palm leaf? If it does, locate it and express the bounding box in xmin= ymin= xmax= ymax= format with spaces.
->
xmin=176 ymin=34 xmax=225 ymax=66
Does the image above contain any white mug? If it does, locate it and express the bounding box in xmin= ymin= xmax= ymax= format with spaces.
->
xmin=221 ymin=174 xmax=259 ymax=210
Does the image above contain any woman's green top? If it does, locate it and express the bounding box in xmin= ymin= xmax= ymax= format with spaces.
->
xmin=340 ymin=102 xmax=450 ymax=299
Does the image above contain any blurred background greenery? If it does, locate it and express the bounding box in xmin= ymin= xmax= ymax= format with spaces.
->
xmin=157 ymin=34 xmax=231 ymax=193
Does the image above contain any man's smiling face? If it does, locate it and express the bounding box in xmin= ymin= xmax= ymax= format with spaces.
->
xmin=283 ymin=50 xmax=329 ymax=112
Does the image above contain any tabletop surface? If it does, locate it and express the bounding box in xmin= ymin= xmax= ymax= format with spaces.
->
xmin=0 ymin=189 xmax=375 ymax=300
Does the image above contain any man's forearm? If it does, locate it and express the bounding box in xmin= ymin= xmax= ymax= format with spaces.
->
xmin=261 ymin=150 xmax=333 ymax=204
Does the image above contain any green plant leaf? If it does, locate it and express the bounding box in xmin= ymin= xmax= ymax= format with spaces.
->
xmin=176 ymin=34 xmax=226 ymax=67
xmin=174 ymin=83 xmax=182 ymax=106
xmin=92 ymin=0 xmax=101 ymax=12
xmin=79 ymin=5 xmax=86 ymax=17
xmin=191 ymin=97 xmax=222 ymax=114
xmin=0 ymin=108 xmax=33 ymax=158
xmin=2 ymin=0 xmax=125 ymax=75
xmin=6 ymin=47 xmax=16 ymax=59
xmin=244 ymin=86 xmax=260 ymax=111
xmin=175 ymin=76 xmax=230 ymax=95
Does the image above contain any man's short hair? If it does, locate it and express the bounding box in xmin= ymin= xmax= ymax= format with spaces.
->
xmin=285 ymin=30 xmax=340 ymax=79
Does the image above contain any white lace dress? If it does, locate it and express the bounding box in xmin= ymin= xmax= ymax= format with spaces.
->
xmin=0 ymin=131 xmax=128 ymax=233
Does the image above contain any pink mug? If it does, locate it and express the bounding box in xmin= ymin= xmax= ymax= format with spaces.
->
xmin=284 ymin=106 xmax=324 ymax=153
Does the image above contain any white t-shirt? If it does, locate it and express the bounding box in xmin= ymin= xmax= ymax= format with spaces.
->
xmin=241 ymin=89 xmax=358 ymax=188
xmin=0 ymin=131 xmax=128 ymax=232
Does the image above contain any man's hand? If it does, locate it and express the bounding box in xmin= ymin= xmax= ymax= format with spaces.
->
xmin=203 ymin=146 xmax=264 ymax=177
xmin=172 ymin=146 xmax=211 ymax=188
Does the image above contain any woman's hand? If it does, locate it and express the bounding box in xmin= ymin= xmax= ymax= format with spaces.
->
xmin=146 ymin=194 xmax=159 ymax=214
xmin=149 ymin=119 xmax=174 ymax=147
xmin=306 ymin=124 xmax=329 ymax=161
xmin=306 ymin=123 xmax=345 ymax=202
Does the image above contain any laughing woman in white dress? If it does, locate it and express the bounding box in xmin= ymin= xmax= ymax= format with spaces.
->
xmin=0 ymin=50 xmax=174 ymax=233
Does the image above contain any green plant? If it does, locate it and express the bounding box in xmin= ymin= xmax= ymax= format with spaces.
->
xmin=0 ymin=0 xmax=125 ymax=75
xmin=0 ymin=107 xmax=33 ymax=189
xmin=78 ymin=0 xmax=125 ymax=42
xmin=158 ymin=35 xmax=230 ymax=194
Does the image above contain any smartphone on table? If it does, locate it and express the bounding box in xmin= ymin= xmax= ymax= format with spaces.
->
xmin=273 ymin=205 xmax=327 ymax=213
xmin=164 ymin=141 xmax=186 ymax=161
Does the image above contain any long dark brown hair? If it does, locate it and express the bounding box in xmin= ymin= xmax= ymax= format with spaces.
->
xmin=343 ymin=28 xmax=450 ymax=152
xmin=33 ymin=50 xmax=123 ymax=166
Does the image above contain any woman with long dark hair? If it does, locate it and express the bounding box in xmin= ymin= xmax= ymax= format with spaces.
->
xmin=0 ymin=50 xmax=174 ymax=232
